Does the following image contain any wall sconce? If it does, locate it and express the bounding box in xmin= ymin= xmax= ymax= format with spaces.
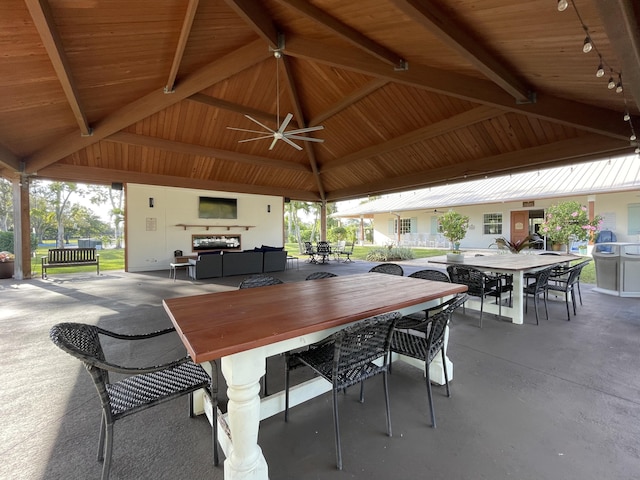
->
xmin=267 ymin=204 xmax=271 ymax=213
xmin=149 ymin=197 xmax=154 ymax=208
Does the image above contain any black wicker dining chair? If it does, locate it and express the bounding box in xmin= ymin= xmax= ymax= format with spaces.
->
xmin=369 ymin=263 xmax=404 ymax=276
xmin=522 ymin=266 xmax=554 ymax=325
xmin=305 ymin=271 xmax=338 ymax=280
xmin=49 ymin=323 xmax=218 ymax=480
xmin=238 ymin=274 xmax=284 ymax=395
xmin=284 ymin=311 xmax=400 ymax=470
xmin=390 ymin=294 xmax=467 ymax=428
xmin=238 ymin=274 xmax=284 ymax=289
xmin=446 ymin=265 xmax=501 ymax=327
xmin=546 ymin=263 xmax=584 ymax=321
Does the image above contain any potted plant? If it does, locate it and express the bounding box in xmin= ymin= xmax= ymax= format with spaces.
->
xmin=438 ymin=210 xmax=469 ymax=261
xmin=490 ymin=234 xmax=539 ymax=253
xmin=539 ymin=200 xmax=602 ymax=253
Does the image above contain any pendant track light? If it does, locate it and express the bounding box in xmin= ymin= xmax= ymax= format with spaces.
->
xmin=607 ymin=77 xmax=616 ymax=89
xmin=557 ymin=0 xmax=568 ymax=12
xmin=582 ymin=36 xmax=592 ymax=53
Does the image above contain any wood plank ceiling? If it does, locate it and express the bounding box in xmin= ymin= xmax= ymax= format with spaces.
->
xmin=0 ymin=0 xmax=638 ymax=202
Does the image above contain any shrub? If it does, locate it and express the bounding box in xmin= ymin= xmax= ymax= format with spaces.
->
xmin=366 ymin=247 xmax=414 ymax=262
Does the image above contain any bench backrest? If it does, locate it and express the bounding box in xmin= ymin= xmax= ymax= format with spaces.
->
xmin=48 ymin=248 xmax=97 ymax=262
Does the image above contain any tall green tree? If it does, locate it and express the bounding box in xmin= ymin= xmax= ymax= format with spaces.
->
xmin=87 ymin=185 xmax=124 ymax=248
xmin=0 ymin=179 xmax=12 ymax=231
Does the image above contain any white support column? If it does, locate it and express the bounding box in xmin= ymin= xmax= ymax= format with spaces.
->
xmin=221 ymin=349 xmax=269 ymax=480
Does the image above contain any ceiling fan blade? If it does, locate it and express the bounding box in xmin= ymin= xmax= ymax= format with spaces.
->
xmin=227 ymin=126 xmax=271 ymax=135
xmin=244 ymin=115 xmax=275 ymax=133
xmin=278 ymin=113 xmax=294 ymax=133
xmin=280 ymin=135 xmax=303 ymax=151
xmin=268 ymin=137 xmax=279 ymax=150
xmin=285 ymin=125 xmax=324 ymax=135
xmin=285 ymin=134 xmax=324 ymax=143
xmin=238 ymin=134 xmax=275 ymax=144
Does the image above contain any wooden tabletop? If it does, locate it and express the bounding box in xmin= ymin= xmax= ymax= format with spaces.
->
xmin=429 ymin=253 xmax=580 ymax=271
xmin=163 ymin=272 xmax=467 ymax=363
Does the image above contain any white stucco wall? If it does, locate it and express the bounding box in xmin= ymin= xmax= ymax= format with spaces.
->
xmin=125 ymin=184 xmax=284 ymax=272
xmin=372 ymin=191 xmax=640 ymax=249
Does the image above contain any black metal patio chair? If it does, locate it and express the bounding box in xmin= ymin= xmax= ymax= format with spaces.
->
xmin=284 ymin=311 xmax=400 ymax=470
xmin=546 ymin=262 xmax=584 ymax=321
xmin=49 ymin=323 xmax=218 ymax=480
xmin=315 ymin=241 xmax=332 ymax=264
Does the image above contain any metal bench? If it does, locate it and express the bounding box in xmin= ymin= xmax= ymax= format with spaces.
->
xmin=42 ymin=248 xmax=100 ymax=279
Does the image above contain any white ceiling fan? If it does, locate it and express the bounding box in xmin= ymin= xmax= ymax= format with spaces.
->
xmin=227 ymin=50 xmax=324 ymax=151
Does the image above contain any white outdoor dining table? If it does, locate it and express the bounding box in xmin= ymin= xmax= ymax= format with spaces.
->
xmin=429 ymin=253 xmax=580 ymax=325
xmin=163 ymin=272 xmax=466 ymax=480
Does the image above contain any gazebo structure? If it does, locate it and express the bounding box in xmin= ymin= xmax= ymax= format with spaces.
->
xmin=1 ymin=1 xmax=638 ymax=277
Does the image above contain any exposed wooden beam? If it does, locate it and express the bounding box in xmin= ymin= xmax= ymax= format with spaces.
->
xmin=187 ymin=93 xmax=275 ymax=123
xmin=37 ymin=164 xmax=319 ymax=201
xmin=597 ymin=0 xmax=640 ymax=114
xmin=24 ymin=39 xmax=271 ymax=174
xmin=326 ymin=136 xmax=629 ymax=201
xmin=321 ymin=106 xmax=504 ymax=172
xmin=309 ymin=78 xmax=388 ymax=126
xmin=224 ymin=0 xmax=280 ymax=49
xmin=24 ymin=0 xmax=91 ymax=136
xmin=281 ymin=55 xmax=326 ymax=201
xmin=276 ymin=0 xmax=404 ymax=69
xmin=391 ymin=0 xmax=532 ymax=103
xmin=285 ymin=35 xmax=629 ymax=140
xmin=106 ymin=132 xmax=311 ymax=173
xmin=165 ymin=0 xmax=199 ymax=94
xmin=0 ymin=143 xmax=20 ymax=173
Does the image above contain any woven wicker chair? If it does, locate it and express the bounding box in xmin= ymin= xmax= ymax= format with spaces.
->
xmin=305 ymin=271 xmax=338 ymax=280
xmin=395 ymin=269 xmax=451 ymax=327
xmin=546 ymin=262 xmax=585 ymax=321
xmin=284 ymin=311 xmax=400 ymax=470
xmin=238 ymin=274 xmax=284 ymax=289
xmin=390 ymin=294 xmax=467 ymax=428
xmin=523 ymin=266 xmax=553 ymax=325
xmin=49 ymin=323 xmax=218 ymax=480
xmin=408 ymin=268 xmax=450 ymax=282
xmin=446 ymin=265 xmax=501 ymax=327
xmin=369 ymin=263 xmax=404 ymax=276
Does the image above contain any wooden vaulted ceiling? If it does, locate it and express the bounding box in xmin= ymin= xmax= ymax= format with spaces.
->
xmin=0 ymin=0 xmax=639 ymax=203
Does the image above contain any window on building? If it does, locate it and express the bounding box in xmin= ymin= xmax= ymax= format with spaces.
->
xmin=483 ymin=213 xmax=502 ymax=235
xmin=628 ymin=203 xmax=640 ymax=235
xmin=387 ymin=217 xmax=417 ymax=234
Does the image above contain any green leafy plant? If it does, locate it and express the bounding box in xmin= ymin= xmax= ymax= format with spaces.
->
xmin=490 ymin=234 xmax=539 ymax=253
xmin=539 ymin=201 xmax=602 ymax=249
xmin=437 ymin=211 xmax=469 ymax=253
xmin=365 ymin=247 xmax=414 ymax=262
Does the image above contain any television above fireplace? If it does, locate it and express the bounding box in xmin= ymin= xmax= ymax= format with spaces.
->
xmin=198 ymin=196 xmax=237 ymax=219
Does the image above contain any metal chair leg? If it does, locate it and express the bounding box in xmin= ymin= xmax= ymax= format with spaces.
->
xmin=332 ymin=389 xmax=343 ymax=470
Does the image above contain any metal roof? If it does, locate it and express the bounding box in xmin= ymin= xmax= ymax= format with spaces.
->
xmin=334 ymin=155 xmax=640 ymax=217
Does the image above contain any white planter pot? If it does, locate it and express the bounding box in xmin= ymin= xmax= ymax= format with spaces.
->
xmin=446 ymin=253 xmax=464 ymax=262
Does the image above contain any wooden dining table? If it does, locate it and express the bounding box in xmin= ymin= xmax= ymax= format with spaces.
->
xmin=429 ymin=253 xmax=580 ymax=324
xmin=163 ymin=272 xmax=466 ymax=480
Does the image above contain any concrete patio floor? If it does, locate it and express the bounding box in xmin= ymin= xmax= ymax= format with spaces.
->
xmin=1 ymin=256 xmax=639 ymax=480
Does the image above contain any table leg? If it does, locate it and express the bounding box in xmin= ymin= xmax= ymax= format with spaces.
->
xmin=510 ymin=271 xmax=524 ymax=325
xmin=221 ymin=350 xmax=269 ymax=480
